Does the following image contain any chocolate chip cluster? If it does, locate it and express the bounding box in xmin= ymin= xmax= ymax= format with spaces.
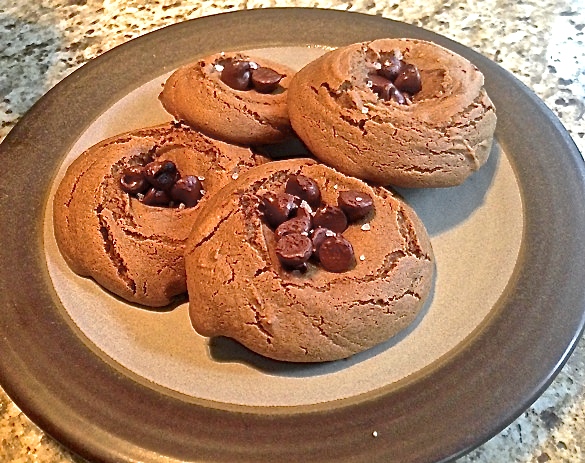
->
xmin=367 ymin=52 xmax=422 ymax=104
xmin=119 ymin=159 xmax=204 ymax=208
xmin=216 ymin=57 xmax=285 ymax=93
xmin=259 ymin=174 xmax=374 ymax=273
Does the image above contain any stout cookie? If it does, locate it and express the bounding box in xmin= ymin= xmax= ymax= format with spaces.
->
xmin=288 ymin=39 xmax=497 ymax=187
xmin=185 ymin=158 xmax=434 ymax=362
xmin=159 ymin=52 xmax=295 ymax=145
xmin=53 ymin=123 xmax=268 ymax=307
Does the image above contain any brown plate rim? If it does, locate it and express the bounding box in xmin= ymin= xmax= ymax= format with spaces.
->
xmin=1 ymin=8 xmax=585 ymax=463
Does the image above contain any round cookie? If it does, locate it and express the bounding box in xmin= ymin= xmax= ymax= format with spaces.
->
xmin=287 ymin=38 xmax=497 ymax=187
xmin=159 ymin=52 xmax=296 ymax=145
xmin=53 ymin=122 xmax=268 ymax=307
xmin=184 ymin=158 xmax=434 ymax=362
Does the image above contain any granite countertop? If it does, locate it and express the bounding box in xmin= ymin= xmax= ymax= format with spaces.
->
xmin=1 ymin=0 xmax=584 ymax=462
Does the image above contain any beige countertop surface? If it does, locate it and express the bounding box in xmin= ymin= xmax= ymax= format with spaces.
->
xmin=1 ymin=0 xmax=584 ymax=462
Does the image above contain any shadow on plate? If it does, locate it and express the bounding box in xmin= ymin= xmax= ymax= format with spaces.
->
xmin=396 ymin=140 xmax=501 ymax=236
xmin=252 ymin=134 xmax=313 ymax=159
xmin=89 ymin=282 xmax=186 ymax=313
xmin=207 ymin=272 xmax=436 ymax=378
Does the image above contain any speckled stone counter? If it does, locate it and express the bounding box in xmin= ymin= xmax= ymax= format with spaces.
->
xmin=1 ymin=1 xmax=584 ymax=462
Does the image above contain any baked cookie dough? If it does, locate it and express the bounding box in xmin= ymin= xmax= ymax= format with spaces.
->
xmin=159 ymin=52 xmax=295 ymax=145
xmin=53 ymin=122 xmax=267 ymax=307
xmin=287 ymin=38 xmax=497 ymax=187
xmin=185 ymin=158 xmax=434 ymax=362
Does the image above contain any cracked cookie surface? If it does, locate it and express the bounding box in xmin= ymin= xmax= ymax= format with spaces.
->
xmin=53 ymin=122 xmax=268 ymax=307
xmin=287 ymin=39 xmax=497 ymax=187
xmin=185 ymin=158 xmax=434 ymax=362
xmin=159 ymin=53 xmax=295 ymax=145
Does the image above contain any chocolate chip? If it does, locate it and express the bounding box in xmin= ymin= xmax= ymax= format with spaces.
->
xmin=120 ymin=166 xmax=148 ymax=195
xmin=388 ymin=86 xmax=407 ymax=105
xmin=338 ymin=190 xmax=374 ymax=221
xmin=368 ymin=73 xmax=407 ymax=104
xmin=368 ymin=73 xmax=393 ymax=100
xmin=378 ymin=54 xmax=404 ymax=81
xmin=313 ymin=205 xmax=348 ymax=233
xmin=275 ymin=233 xmax=313 ymax=270
xmin=144 ymin=160 xmax=180 ymax=191
xmin=251 ymin=67 xmax=284 ymax=93
xmin=394 ymin=63 xmax=422 ymax=94
xmin=274 ymin=213 xmax=312 ymax=240
xmin=315 ymin=235 xmax=355 ymax=273
xmin=295 ymin=204 xmax=312 ymax=221
xmin=285 ymin=174 xmax=321 ymax=208
xmin=220 ymin=59 xmax=252 ymax=91
xmin=142 ymin=188 xmax=171 ymax=207
xmin=310 ymin=227 xmax=336 ymax=253
xmin=260 ymin=192 xmax=298 ymax=228
xmin=169 ymin=175 xmax=203 ymax=208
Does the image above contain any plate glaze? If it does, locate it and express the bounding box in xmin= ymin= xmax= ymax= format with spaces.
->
xmin=1 ymin=8 xmax=585 ymax=463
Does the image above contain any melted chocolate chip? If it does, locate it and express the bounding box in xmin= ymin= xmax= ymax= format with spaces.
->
xmin=338 ymin=190 xmax=374 ymax=221
xmin=313 ymin=205 xmax=348 ymax=233
xmin=379 ymin=54 xmax=404 ymax=81
xmin=368 ymin=73 xmax=407 ymax=104
xmin=310 ymin=227 xmax=336 ymax=254
xmin=220 ymin=59 xmax=252 ymax=91
xmin=315 ymin=235 xmax=355 ymax=273
xmin=368 ymin=73 xmax=393 ymax=100
xmin=285 ymin=174 xmax=321 ymax=208
xmin=369 ymin=54 xmax=421 ymax=104
xmin=388 ymin=86 xmax=407 ymax=105
xmin=144 ymin=160 xmax=180 ymax=191
xmin=142 ymin=188 xmax=171 ymax=206
xmin=394 ymin=63 xmax=422 ymax=94
xmin=120 ymin=166 xmax=148 ymax=195
xmin=170 ymin=176 xmax=203 ymax=208
xmin=251 ymin=67 xmax=284 ymax=93
xmin=274 ymin=212 xmax=312 ymax=240
xmin=275 ymin=233 xmax=313 ymax=270
xmin=121 ymin=158 xmax=203 ymax=209
xmin=260 ymin=192 xmax=298 ymax=228
xmin=258 ymin=175 xmax=375 ymax=274
xmin=296 ymin=205 xmax=312 ymax=221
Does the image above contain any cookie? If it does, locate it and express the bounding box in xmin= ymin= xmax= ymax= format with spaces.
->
xmin=184 ymin=158 xmax=434 ymax=362
xmin=53 ymin=122 xmax=268 ymax=307
xmin=287 ymin=39 xmax=497 ymax=187
xmin=159 ymin=52 xmax=296 ymax=145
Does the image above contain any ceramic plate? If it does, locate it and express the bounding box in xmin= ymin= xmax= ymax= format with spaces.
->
xmin=1 ymin=8 xmax=585 ymax=463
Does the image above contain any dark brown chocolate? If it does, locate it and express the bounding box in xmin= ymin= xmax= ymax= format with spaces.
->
xmin=120 ymin=166 xmax=148 ymax=195
xmin=313 ymin=205 xmax=348 ymax=233
xmin=275 ymin=213 xmax=312 ymax=240
xmin=144 ymin=160 xmax=180 ymax=191
xmin=258 ymin=174 xmax=374 ymax=274
xmin=285 ymin=174 xmax=321 ymax=208
xmin=394 ymin=63 xmax=422 ymax=94
xmin=170 ymin=176 xmax=204 ymax=208
xmin=260 ymin=192 xmax=298 ymax=228
xmin=275 ymin=233 xmax=313 ymax=270
xmin=251 ymin=67 xmax=284 ymax=93
xmin=119 ymin=159 xmax=204 ymax=209
xmin=338 ymin=190 xmax=374 ymax=221
xmin=315 ymin=235 xmax=355 ymax=273
xmin=220 ymin=59 xmax=252 ymax=90
xmin=219 ymin=58 xmax=285 ymax=94
xmin=366 ymin=52 xmax=422 ymax=104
